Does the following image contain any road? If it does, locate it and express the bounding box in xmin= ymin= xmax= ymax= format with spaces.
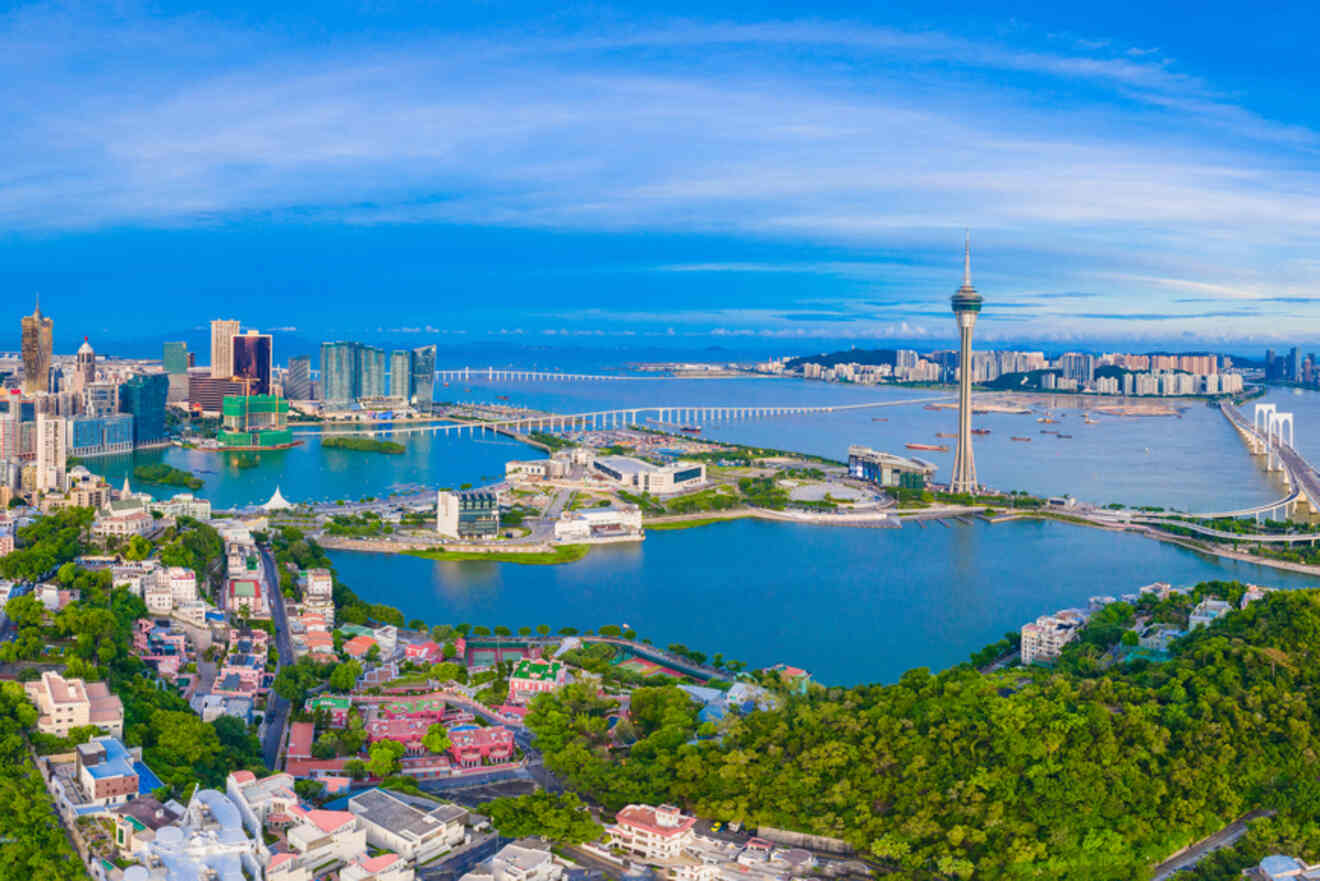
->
xmin=260 ymin=546 xmax=293 ymax=769
xmin=1150 ymin=809 xmax=1273 ymax=880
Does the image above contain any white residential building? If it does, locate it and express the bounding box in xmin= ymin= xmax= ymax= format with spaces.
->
xmin=606 ymin=804 xmax=698 ymax=862
xmin=1189 ymin=598 xmax=1233 ymax=630
xmin=166 ymin=566 xmax=197 ymax=603
xmin=226 ymin=770 xmax=299 ymax=836
xmin=342 ymin=853 xmax=415 ymax=881
xmin=1020 ymin=613 xmax=1084 ymax=665
xmin=25 ymin=670 xmax=124 ymax=738
xmin=460 ymin=842 xmax=563 ymax=881
xmin=553 ymin=506 xmax=644 ymax=542
xmin=286 ymin=805 xmax=368 ymax=867
xmin=348 ymin=789 xmax=467 ymax=866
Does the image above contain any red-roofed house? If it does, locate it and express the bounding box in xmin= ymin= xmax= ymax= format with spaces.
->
xmin=287 ymin=805 xmax=367 ymax=865
xmin=449 ymin=726 xmax=515 ymax=768
xmin=405 ymin=640 xmax=443 ymax=663
xmin=228 ymin=577 xmax=268 ymax=617
xmin=344 ymin=635 xmax=378 ymax=658
xmin=266 ymin=852 xmax=303 ymax=881
xmin=287 ymin=721 xmax=315 ymax=761
xmin=365 ymin=715 xmax=431 ymax=753
xmin=606 ymin=804 xmax=698 ymax=861
xmin=342 ymin=852 xmax=412 ymax=881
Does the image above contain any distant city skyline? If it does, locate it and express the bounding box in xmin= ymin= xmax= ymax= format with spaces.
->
xmin=0 ymin=3 xmax=1317 ymax=344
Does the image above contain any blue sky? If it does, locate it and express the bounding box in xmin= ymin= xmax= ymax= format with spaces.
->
xmin=2 ymin=0 xmax=1318 ymax=352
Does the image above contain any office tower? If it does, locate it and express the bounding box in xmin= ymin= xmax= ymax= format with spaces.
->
xmin=34 ymin=412 xmax=65 ymax=493
xmin=411 ymin=344 xmax=436 ymax=411
xmin=162 ymin=341 xmax=189 ymax=374
xmin=1291 ymin=347 xmax=1303 ymax=383
xmin=74 ymin=337 xmax=96 ymax=391
xmin=47 ymin=366 xmax=64 ymax=394
xmin=210 ymin=319 xmax=241 ymax=379
xmin=390 ymin=350 xmax=413 ymax=401
xmin=186 ymin=368 xmax=243 ymax=414
xmin=320 ymin=342 xmax=359 ymax=405
xmin=231 ymin=330 xmax=273 ymax=395
xmin=119 ymin=373 xmax=169 ymax=447
xmin=81 ymin=382 xmax=119 ymax=417
xmin=21 ymin=295 xmax=54 ymax=395
xmin=357 ymin=345 xmax=386 ymax=399
xmin=285 ymin=356 xmax=313 ymax=400
xmin=949 ymin=234 xmax=982 ymax=495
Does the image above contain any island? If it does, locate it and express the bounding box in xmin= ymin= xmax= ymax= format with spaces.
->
xmin=132 ymin=463 xmax=204 ymax=490
xmin=321 ymin=436 xmax=407 ymax=454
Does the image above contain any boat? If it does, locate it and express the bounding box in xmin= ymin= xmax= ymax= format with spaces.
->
xmin=872 ymin=417 xmax=888 ymax=422
xmin=935 ymin=432 xmax=957 ymax=438
xmin=1011 ymin=436 xmax=1032 ymax=442
xmin=496 ymin=395 xmax=509 ymax=401
xmin=923 ymin=404 xmax=942 ymax=411
xmin=1037 ymin=417 xmax=1058 ymax=424
xmin=680 ymin=426 xmax=702 ymax=434
xmin=906 ymin=442 xmax=949 ymax=452
xmin=971 ymin=428 xmax=990 ymax=435
xmin=1058 ymin=434 xmax=1073 ymax=439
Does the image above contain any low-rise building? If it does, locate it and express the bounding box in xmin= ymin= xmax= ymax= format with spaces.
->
xmin=460 ymin=841 xmax=563 ymax=881
xmin=286 ymin=804 xmax=368 ymax=867
xmin=25 ymin=670 xmax=124 ymax=738
xmin=591 ymin=456 xmax=706 ymax=495
xmin=1020 ymin=612 xmax=1084 ymax=665
xmin=508 ymin=659 xmax=565 ymax=703
xmin=553 ymin=506 xmax=644 ymax=542
xmin=846 ymin=445 xmax=936 ymax=489
xmin=449 ymin=726 xmax=516 ymax=767
xmin=1137 ymin=627 xmax=1185 ymax=653
xmin=76 ymin=737 xmax=142 ymax=806
xmin=111 ymin=796 xmax=185 ymax=856
xmin=347 ymin=788 xmax=467 ymax=866
xmin=437 ymin=490 xmax=500 ymax=539
xmin=228 ymin=576 xmax=268 ymax=617
xmin=227 ymin=770 xmax=299 ymax=835
xmin=342 ymin=852 xmax=416 ymax=881
xmin=1189 ymin=597 xmax=1233 ymax=630
xmin=606 ymin=804 xmax=698 ymax=862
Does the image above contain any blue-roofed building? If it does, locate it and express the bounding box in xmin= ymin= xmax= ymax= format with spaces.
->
xmin=75 ymin=737 xmax=160 ymax=807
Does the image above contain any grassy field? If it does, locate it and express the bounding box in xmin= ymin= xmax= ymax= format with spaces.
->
xmin=405 ymin=544 xmax=592 ymax=565
xmin=645 ymin=513 xmax=749 ymax=531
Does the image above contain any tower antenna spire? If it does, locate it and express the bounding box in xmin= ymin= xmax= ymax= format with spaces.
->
xmin=963 ymin=230 xmax=971 ymax=287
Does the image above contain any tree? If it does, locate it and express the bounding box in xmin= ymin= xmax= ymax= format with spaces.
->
xmin=344 ymin=759 xmax=367 ymax=780
xmin=473 ymin=625 xmax=492 ymax=637
xmin=598 ymin=625 xmax=622 ymax=638
xmin=122 ymin=535 xmax=152 ymax=562
xmin=483 ymin=791 xmax=604 ymax=844
xmin=295 ymin=779 xmax=324 ymax=801
xmin=329 ymin=660 xmax=362 ymax=691
xmin=408 ymin=618 xmax=426 ymax=631
xmin=422 ymin=723 xmax=451 ymax=755
xmin=536 ymin=625 xmax=550 ymax=637
xmin=518 ymin=627 xmax=532 ymax=637
xmin=366 ymin=740 xmax=405 ymax=777
xmin=494 ymin=625 xmax=512 ymax=637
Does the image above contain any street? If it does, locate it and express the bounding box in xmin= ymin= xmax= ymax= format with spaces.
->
xmin=260 ymin=545 xmax=294 ymax=769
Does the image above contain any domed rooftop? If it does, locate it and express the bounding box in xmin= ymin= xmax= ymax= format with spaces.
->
xmin=77 ymin=336 xmax=94 ymax=355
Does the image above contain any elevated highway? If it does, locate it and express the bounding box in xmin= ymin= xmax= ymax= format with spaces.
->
xmin=1222 ymin=403 xmax=1320 ymax=521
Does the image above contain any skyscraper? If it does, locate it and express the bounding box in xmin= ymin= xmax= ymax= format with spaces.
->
xmin=286 ymin=356 xmax=313 ymax=400
xmin=210 ymin=318 xmax=241 ymax=379
xmin=119 ymin=373 xmax=169 ymax=447
xmin=74 ymin=337 xmax=96 ymax=391
xmin=411 ymin=344 xmax=436 ymax=411
xmin=232 ymin=330 xmax=273 ymax=395
xmin=949 ymin=234 xmax=982 ymax=495
xmin=20 ymin=295 xmax=53 ymax=395
xmin=162 ymin=341 xmax=189 ymax=374
xmin=389 ymin=350 xmax=413 ymax=401
xmin=357 ymin=345 xmax=387 ymax=399
xmin=320 ymin=341 xmax=359 ymax=405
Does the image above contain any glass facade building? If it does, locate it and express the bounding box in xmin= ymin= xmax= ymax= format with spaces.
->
xmin=162 ymin=341 xmax=189 ymax=374
xmin=320 ymin=341 xmax=359 ymax=405
xmin=119 ymin=373 xmax=169 ymax=447
xmin=389 ymin=350 xmax=412 ymax=401
xmin=232 ymin=332 xmax=272 ymax=395
xmin=357 ymin=345 xmax=387 ymax=400
xmin=68 ymin=414 xmax=134 ymax=457
xmin=411 ymin=344 xmax=436 ymax=411
xmin=285 ymin=356 xmax=313 ymax=400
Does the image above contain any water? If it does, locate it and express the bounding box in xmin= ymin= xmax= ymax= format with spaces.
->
xmin=84 ymin=376 xmax=1283 ymax=511
xmin=327 ymin=517 xmax=1320 ymax=685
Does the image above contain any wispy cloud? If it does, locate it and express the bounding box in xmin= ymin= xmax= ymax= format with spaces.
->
xmin=0 ymin=6 xmax=1318 ymax=338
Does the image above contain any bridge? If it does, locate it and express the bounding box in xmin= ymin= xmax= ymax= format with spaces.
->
xmin=436 ymin=367 xmax=766 ymax=382
xmin=1221 ymin=402 xmax=1320 ymax=522
xmin=293 ymin=395 xmax=951 ymax=438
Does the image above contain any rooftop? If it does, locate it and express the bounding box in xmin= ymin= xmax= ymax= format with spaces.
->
xmin=349 ymin=788 xmax=464 ymax=839
xmin=511 ymin=659 xmax=563 ymax=682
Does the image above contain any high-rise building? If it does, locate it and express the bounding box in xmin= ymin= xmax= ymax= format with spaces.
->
xmin=285 ymin=356 xmax=313 ymax=400
xmin=186 ymin=368 xmax=244 ymax=414
xmin=1058 ymin=353 xmax=1095 ymax=385
xmin=320 ymin=342 xmax=359 ymax=405
xmin=163 ymin=341 xmax=189 ymax=374
xmin=218 ymin=394 xmax=293 ymax=449
xmin=1291 ymin=347 xmax=1303 ymax=383
xmin=119 ymin=373 xmax=169 ymax=448
xmin=210 ymin=319 xmax=241 ymax=379
xmin=949 ymin=234 xmax=982 ymax=495
xmin=21 ymin=295 xmax=54 ymax=395
xmin=411 ymin=344 xmax=436 ymax=410
xmin=357 ymin=345 xmax=387 ymax=400
xmin=34 ymin=412 xmax=66 ymax=492
xmin=231 ymin=330 xmax=273 ymax=395
xmin=389 ymin=350 xmax=412 ymax=401
xmin=74 ymin=337 xmax=96 ymax=391
xmin=82 ymin=382 xmax=119 ymax=417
